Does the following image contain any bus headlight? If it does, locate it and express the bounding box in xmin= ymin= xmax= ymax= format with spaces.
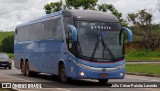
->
xmin=80 ymin=72 xmax=85 ymax=76
xmin=120 ymin=72 xmax=124 ymax=77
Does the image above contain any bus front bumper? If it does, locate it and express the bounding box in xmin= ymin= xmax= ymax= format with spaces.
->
xmin=75 ymin=67 xmax=125 ymax=79
xmin=69 ymin=60 xmax=125 ymax=79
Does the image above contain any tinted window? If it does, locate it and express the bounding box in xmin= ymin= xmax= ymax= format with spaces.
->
xmin=23 ymin=26 xmax=29 ymax=41
xmin=17 ymin=17 xmax=63 ymax=41
xmin=76 ymin=21 xmax=123 ymax=61
xmin=52 ymin=18 xmax=63 ymax=40
xmin=18 ymin=27 xmax=24 ymax=41
xmin=43 ymin=20 xmax=53 ymax=39
xmin=29 ymin=24 xmax=38 ymax=41
xmin=64 ymin=17 xmax=73 ymax=38
xmin=43 ymin=17 xmax=63 ymax=40
xmin=15 ymin=29 xmax=19 ymax=41
xmin=35 ymin=23 xmax=44 ymax=40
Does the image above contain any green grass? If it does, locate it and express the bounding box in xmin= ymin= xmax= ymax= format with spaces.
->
xmin=125 ymin=50 xmax=160 ymax=61
xmin=7 ymin=53 xmax=14 ymax=60
xmin=0 ymin=31 xmax=14 ymax=45
xmin=126 ymin=64 xmax=160 ymax=75
xmin=0 ymin=32 xmax=14 ymax=58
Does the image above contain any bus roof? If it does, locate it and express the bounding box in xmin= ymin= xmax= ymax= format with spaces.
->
xmin=62 ymin=10 xmax=119 ymax=22
xmin=16 ymin=10 xmax=119 ymax=28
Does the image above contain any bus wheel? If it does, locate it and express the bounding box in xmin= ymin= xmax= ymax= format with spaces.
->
xmin=25 ymin=61 xmax=31 ymax=76
xmin=98 ymin=79 xmax=108 ymax=85
xmin=59 ymin=63 xmax=68 ymax=83
xmin=21 ymin=61 xmax=26 ymax=76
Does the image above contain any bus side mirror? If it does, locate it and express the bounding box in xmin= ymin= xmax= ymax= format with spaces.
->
xmin=121 ymin=27 xmax=133 ymax=43
xmin=67 ymin=25 xmax=78 ymax=42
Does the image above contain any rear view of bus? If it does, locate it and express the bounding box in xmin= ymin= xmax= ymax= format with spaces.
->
xmin=63 ymin=10 xmax=132 ymax=84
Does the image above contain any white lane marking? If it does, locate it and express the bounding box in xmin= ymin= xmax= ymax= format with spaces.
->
xmin=19 ymin=88 xmax=71 ymax=91
xmin=126 ymin=77 xmax=160 ymax=82
xmin=0 ymin=73 xmax=32 ymax=82
xmin=139 ymin=88 xmax=160 ymax=91
xmin=57 ymin=88 xmax=71 ymax=91
xmin=0 ymin=73 xmax=71 ymax=91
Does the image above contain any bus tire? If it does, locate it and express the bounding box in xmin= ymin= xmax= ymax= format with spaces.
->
xmin=21 ymin=60 xmax=26 ymax=76
xmin=25 ymin=61 xmax=38 ymax=77
xmin=98 ymin=79 xmax=108 ymax=85
xmin=25 ymin=61 xmax=31 ymax=77
xmin=59 ymin=63 xmax=68 ymax=83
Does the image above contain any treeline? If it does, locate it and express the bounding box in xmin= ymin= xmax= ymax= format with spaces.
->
xmin=0 ymin=32 xmax=14 ymax=53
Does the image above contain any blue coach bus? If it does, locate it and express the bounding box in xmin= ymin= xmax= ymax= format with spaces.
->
xmin=14 ymin=10 xmax=132 ymax=84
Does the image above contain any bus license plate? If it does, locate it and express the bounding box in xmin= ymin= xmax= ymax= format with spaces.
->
xmin=100 ymin=73 xmax=108 ymax=77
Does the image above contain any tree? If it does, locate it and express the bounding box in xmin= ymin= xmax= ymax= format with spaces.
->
xmin=44 ymin=0 xmax=97 ymax=14
xmin=157 ymin=0 xmax=160 ymax=12
xmin=44 ymin=0 xmax=128 ymax=26
xmin=0 ymin=35 xmax=14 ymax=53
xmin=66 ymin=0 xmax=97 ymax=9
xmin=44 ymin=1 xmax=62 ymax=14
xmin=128 ymin=9 xmax=160 ymax=51
xmin=98 ymin=4 xmax=128 ymax=26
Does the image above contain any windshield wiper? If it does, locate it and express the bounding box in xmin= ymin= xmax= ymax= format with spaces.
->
xmin=101 ymin=35 xmax=115 ymax=60
xmin=90 ymin=35 xmax=99 ymax=61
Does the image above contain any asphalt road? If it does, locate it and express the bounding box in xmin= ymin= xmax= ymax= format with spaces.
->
xmin=0 ymin=63 xmax=160 ymax=91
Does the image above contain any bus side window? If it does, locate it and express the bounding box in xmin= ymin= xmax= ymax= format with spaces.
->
xmin=63 ymin=17 xmax=77 ymax=55
xmin=68 ymin=31 xmax=73 ymax=49
xmin=15 ymin=29 xmax=19 ymax=41
xmin=15 ymin=29 xmax=18 ymax=35
xmin=64 ymin=17 xmax=73 ymax=49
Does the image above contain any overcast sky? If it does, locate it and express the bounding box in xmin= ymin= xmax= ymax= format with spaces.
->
xmin=0 ymin=0 xmax=159 ymax=31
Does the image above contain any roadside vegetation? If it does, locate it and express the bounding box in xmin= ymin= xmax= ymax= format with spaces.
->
xmin=7 ymin=53 xmax=14 ymax=60
xmin=0 ymin=31 xmax=14 ymax=59
xmin=0 ymin=31 xmax=14 ymax=44
xmin=126 ymin=64 xmax=160 ymax=75
xmin=126 ymin=50 xmax=160 ymax=61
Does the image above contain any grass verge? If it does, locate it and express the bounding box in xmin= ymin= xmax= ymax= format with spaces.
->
xmin=126 ymin=64 xmax=160 ymax=75
xmin=125 ymin=50 xmax=160 ymax=62
xmin=7 ymin=53 xmax=14 ymax=60
xmin=0 ymin=31 xmax=14 ymax=45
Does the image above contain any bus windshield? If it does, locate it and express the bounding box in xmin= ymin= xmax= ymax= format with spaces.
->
xmin=76 ymin=21 xmax=123 ymax=61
